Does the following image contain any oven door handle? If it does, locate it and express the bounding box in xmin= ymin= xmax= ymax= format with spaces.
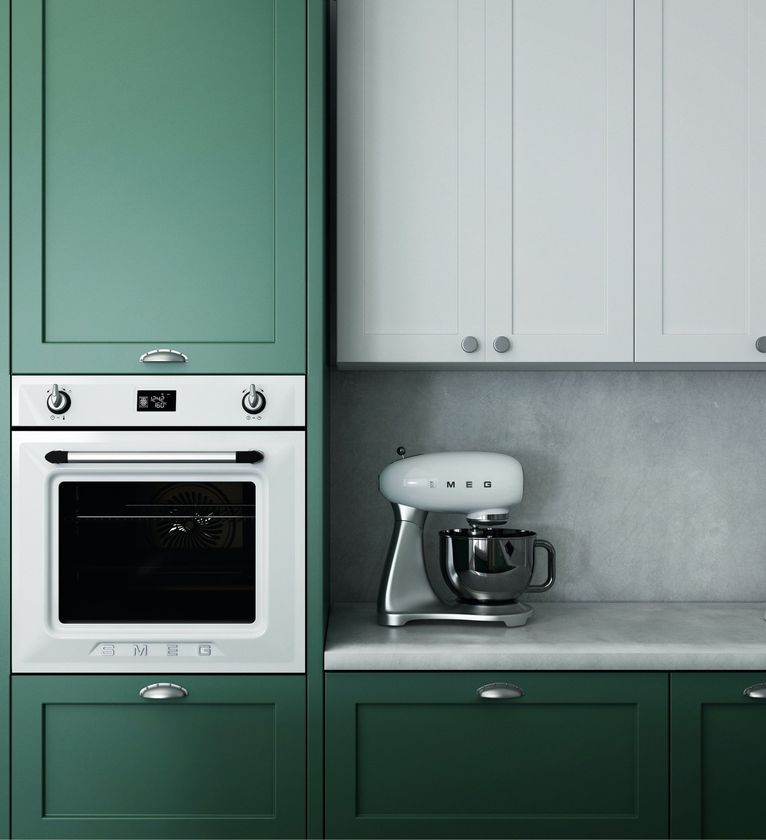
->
xmin=44 ymin=450 xmax=264 ymax=464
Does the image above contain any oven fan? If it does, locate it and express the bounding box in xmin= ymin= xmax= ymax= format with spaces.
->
xmin=148 ymin=484 xmax=238 ymax=551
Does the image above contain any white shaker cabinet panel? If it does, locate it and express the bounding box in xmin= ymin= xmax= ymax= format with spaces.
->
xmin=337 ymin=0 xmax=633 ymax=366
xmin=485 ymin=0 xmax=634 ymax=363
xmin=635 ymin=0 xmax=766 ymax=362
xmin=336 ymin=0 xmax=487 ymax=364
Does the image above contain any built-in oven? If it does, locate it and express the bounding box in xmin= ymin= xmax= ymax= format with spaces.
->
xmin=12 ymin=376 xmax=305 ymax=673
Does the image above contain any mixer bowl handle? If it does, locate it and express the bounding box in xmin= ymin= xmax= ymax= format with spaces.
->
xmin=526 ymin=539 xmax=556 ymax=593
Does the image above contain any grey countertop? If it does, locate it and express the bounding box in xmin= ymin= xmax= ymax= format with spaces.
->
xmin=324 ymin=602 xmax=766 ymax=670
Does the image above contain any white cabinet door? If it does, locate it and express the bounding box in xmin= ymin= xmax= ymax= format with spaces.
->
xmin=336 ymin=0 xmax=487 ymax=364
xmin=484 ymin=0 xmax=634 ymax=363
xmin=337 ymin=0 xmax=633 ymax=367
xmin=635 ymin=0 xmax=766 ymax=362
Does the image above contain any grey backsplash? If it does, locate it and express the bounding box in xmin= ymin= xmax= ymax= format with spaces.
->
xmin=330 ymin=370 xmax=766 ymax=603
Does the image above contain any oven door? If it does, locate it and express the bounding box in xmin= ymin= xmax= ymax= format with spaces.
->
xmin=12 ymin=431 xmax=305 ymax=673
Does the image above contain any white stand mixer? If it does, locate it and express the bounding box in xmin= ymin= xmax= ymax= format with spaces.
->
xmin=378 ymin=449 xmax=554 ymax=628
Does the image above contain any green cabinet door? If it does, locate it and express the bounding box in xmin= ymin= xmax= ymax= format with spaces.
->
xmin=11 ymin=0 xmax=305 ymax=374
xmin=326 ymin=672 xmax=669 ymax=840
xmin=671 ymin=672 xmax=766 ymax=839
xmin=12 ymin=675 xmax=306 ymax=839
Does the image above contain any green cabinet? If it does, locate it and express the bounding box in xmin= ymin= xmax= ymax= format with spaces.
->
xmin=11 ymin=0 xmax=306 ymax=374
xmin=325 ymin=672 xmax=669 ymax=839
xmin=12 ymin=674 xmax=306 ymax=839
xmin=671 ymin=672 xmax=766 ymax=839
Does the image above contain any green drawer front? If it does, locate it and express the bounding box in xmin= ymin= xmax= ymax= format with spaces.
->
xmin=326 ymin=672 xmax=669 ymax=839
xmin=671 ymin=672 xmax=766 ymax=839
xmin=12 ymin=675 xmax=306 ymax=839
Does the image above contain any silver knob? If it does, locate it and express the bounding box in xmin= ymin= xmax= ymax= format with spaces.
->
xmin=47 ymin=384 xmax=71 ymax=415
xmin=493 ymin=336 xmax=511 ymax=353
xmin=242 ymin=385 xmax=267 ymax=415
xmin=744 ymin=683 xmax=766 ymax=699
xmin=139 ymin=682 xmax=189 ymax=700
xmin=756 ymin=337 xmax=766 ymax=353
xmin=477 ymin=682 xmax=525 ymax=700
xmin=461 ymin=336 xmax=479 ymax=353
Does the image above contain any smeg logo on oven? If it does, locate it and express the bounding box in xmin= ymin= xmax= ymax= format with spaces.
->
xmin=91 ymin=642 xmax=222 ymax=658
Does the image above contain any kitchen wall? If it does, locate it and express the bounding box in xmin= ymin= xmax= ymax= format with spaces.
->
xmin=331 ymin=370 xmax=766 ymax=603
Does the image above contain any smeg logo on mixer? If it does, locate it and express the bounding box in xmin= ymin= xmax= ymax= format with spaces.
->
xmin=445 ymin=480 xmax=493 ymax=488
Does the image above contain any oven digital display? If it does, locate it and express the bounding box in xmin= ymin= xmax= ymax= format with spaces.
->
xmin=136 ymin=390 xmax=177 ymax=412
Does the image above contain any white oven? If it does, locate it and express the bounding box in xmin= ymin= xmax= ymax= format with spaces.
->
xmin=11 ymin=376 xmax=305 ymax=673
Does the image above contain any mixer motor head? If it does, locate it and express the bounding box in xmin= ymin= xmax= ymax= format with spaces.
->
xmin=379 ymin=450 xmax=524 ymax=522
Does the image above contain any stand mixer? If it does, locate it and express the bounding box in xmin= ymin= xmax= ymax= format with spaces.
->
xmin=377 ymin=449 xmax=556 ymax=627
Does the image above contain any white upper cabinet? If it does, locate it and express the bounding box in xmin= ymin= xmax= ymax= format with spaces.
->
xmin=337 ymin=0 xmax=634 ymax=365
xmin=484 ymin=0 xmax=634 ymax=363
xmin=635 ymin=0 xmax=766 ymax=362
xmin=337 ymin=0 xmax=485 ymax=364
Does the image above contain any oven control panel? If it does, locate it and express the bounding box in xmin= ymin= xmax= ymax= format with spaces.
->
xmin=12 ymin=376 xmax=305 ymax=427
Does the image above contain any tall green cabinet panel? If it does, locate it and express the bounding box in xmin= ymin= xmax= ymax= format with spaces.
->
xmin=11 ymin=0 xmax=306 ymax=374
xmin=326 ymin=672 xmax=669 ymax=840
xmin=12 ymin=675 xmax=306 ymax=839
xmin=671 ymin=672 xmax=766 ymax=839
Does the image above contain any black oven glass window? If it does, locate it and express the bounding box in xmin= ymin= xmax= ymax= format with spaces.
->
xmin=58 ymin=482 xmax=256 ymax=623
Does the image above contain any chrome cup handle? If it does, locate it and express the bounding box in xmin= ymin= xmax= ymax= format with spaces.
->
xmin=477 ymin=682 xmax=525 ymax=700
xmin=526 ymin=539 xmax=556 ymax=593
xmin=744 ymin=684 xmax=766 ymax=699
xmin=139 ymin=683 xmax=189 ymax=700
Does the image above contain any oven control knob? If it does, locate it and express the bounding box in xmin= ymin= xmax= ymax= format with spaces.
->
xmin=242 ymin=385 xmax=266 ymax=415
xmin=47 ymin=385 xmax=71 ymax=415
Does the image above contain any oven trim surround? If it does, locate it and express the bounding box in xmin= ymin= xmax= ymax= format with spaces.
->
xmin=11 ymin=429 xmax=306 ymax=674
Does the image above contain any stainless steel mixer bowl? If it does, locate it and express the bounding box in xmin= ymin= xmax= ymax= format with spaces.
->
xmin=439 ymin=528 xmax=556 ymax=604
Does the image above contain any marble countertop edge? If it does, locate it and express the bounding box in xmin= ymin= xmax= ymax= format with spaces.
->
xmin=324 ymin=602 xmax=766 ymax=671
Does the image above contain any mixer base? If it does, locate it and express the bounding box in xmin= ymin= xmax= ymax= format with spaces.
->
xmin=380 ymin=601 xmax=534 ymax=628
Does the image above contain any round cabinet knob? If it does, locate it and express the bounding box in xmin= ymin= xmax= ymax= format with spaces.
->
xmin=242 ymin=385 xmax=266 ymax=415
xmin=493 ymin=336 xmax=511 ymax=353
xmin=756 ymin=337 xmax=766 ymax=353
xmin=47 ymin=385 xmax=71 ymax=415
xmin=461 ymin=336 xmax=480 ymax=354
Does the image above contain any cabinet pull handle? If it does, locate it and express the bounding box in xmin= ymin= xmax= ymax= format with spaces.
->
xmin=477 ymin=682 xmax=524 ymax=700
xmin=743 ymin=683 xmax=766 ymax=699
xmin=461 ymin=336 xmax=480 ymax=353
xmin=140 ymin=348 xmax=188 ymax=363
xmin=493 ymin=336 xmax=512 ymax=353
xmin=139 ymin=683 xmax=189 ymax=700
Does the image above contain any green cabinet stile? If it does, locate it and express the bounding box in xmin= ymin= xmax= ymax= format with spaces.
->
xmin=11 ymin=0 xmax=306 ymax=374
xmin=325 ymin=672 xmax=669 ymax=840
xmin=11 ymin=675 xmax=306 ymax=839
xmin=671 ymin=672 xmax=766 ymax=839
xmin=0 ymin=0 xmax=10 ymax=835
